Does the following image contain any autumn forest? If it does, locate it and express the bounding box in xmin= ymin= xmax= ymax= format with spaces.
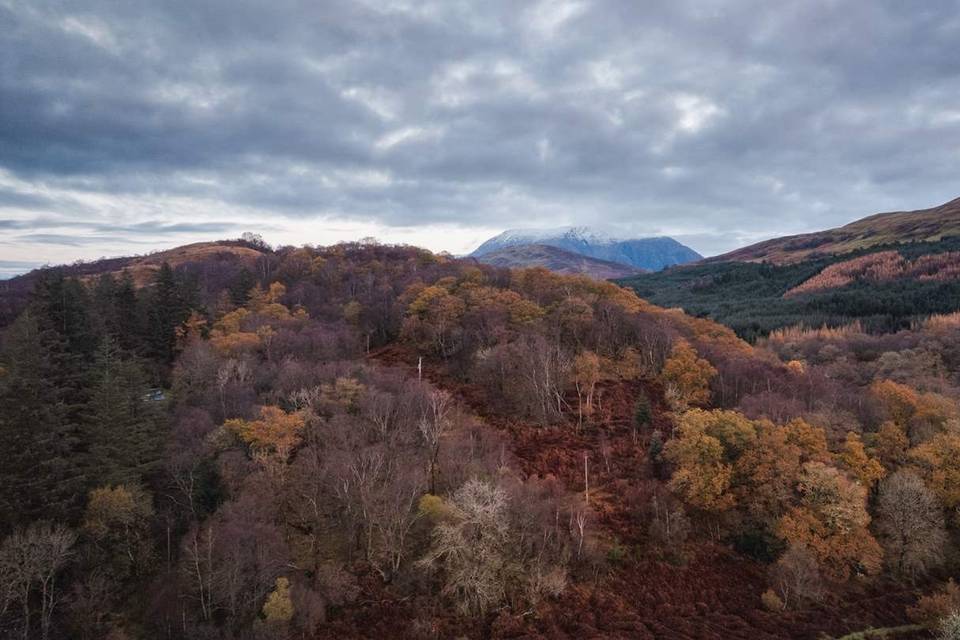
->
xmin=0 ymin=235 xmax=958 ymax=640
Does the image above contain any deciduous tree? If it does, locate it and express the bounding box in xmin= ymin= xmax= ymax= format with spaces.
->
xmin=875 ymin=470 xmax=946 ymax=578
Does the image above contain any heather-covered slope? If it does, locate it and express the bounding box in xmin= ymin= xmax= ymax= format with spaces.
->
xmin=710 ymin=197 xmax=960 ymax=265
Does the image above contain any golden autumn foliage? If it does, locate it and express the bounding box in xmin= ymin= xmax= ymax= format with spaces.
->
xmin=782 ymin=418 xmax=832 ymax=464
xmin=871 ymin=421 xmax=909 ymax=468
xmin=733 ymin=420 xmax=804 ymax=524
xmin=909 ymin=432 xmax=960 ymax=512
xmin=836 ymin=432 xmax=885 ymax=489
xmin=82 ymin=485 xmax=154 ymax=540
xmin=663 ymin=410 xmax=745 ymax=513
xmin=210 ymin=331 xmax=261 ymax=355
xmin=261 ymin=577 xmax=294 ymax=622
xmin=871 ymin=379 xmax=919 ymax=427
xmin=776 ymin=462 xmax=881 ymax=581
xmin=660 ymin=339 xmax=717 ymax=411
xmin=225 ymin=406 xmax=305 ymax=458
xmin=321 ymin=377 xmax=367 ymax=411
xmin=572 ymin=350 xmax=602 ymax=425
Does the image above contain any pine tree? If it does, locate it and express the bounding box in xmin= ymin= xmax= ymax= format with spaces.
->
xmin=0 ymin=311 xmax=85 ymax=529
xmin=146 ymin=262 xmax=189 ymax=364
xmin=114 ymin=271 xmax=141 ymax=351
xmin=228 ymin=267 xmax=256 ymax=307
xmin=84 ymin=335 xmax=165 ymax=486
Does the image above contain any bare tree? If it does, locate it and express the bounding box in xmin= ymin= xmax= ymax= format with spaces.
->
xmin=419 ymin=388 xmax=453 ymax=494
xmin=771 ymin=544 xmax=822 ymax=610
xmin=876 ymin=470 xmax=947 ymax=579
xmin=418 ymin=479 xmax=510 ymax=615
xmin=0 ymin=522 xmax=76 ymax=640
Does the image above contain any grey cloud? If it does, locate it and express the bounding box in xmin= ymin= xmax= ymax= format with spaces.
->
xmin=1 ymin=0 xmax=959 ymax=257
xmin=0 ymin=216 xmax=245 ymax=235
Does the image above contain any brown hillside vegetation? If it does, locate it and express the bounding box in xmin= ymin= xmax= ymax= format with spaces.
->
xmin=711 ymin=196 xmax=960 ymax=264
xmin=785 ymin=250 xmax=960 ymax=297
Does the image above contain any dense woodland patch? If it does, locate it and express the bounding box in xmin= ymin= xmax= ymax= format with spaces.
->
xmin=1 ymin=240 xmax=959 ymax=639
xmin=619 ymin=237 xmax=960 ymax=341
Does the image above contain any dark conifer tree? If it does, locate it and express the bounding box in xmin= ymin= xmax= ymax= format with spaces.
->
xmin=228 ymin=267 xmax=256 ymax=307
xmin=146 ymin=262 xmax=189 ymax=365
xmin=84 ymin=335 xmax=165 ymax=486
xmin=0 ymin=311 xmax=86 ymax=529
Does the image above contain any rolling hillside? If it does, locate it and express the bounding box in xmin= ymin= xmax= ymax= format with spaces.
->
xmin=0 ymin=240 xmax=268 ymax=326
xmin=620 ymin=197 xmax=960 ymax=340
xmin=711 ymin=196 xmax=960 ymax=264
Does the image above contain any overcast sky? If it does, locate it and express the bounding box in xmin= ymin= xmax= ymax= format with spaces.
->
xmin=1 ymin=0 xmax=959 ymax=276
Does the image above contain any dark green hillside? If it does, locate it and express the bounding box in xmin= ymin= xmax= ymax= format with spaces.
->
xmin=619 ymin=237 xmax=960 ymax=341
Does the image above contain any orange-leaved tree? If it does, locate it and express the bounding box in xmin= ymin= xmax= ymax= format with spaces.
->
xmin=225 ymin=405 xmax=306 ymax=463
xmin=660 ymin=339 xmax=716 ymax=412
xmin=663 ymin=409 xmax=750 ymax=514
xmin=776 ymin=461 xmax=882 ymax=581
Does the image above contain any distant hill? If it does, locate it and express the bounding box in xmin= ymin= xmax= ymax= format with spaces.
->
xmin=471 ymin=226 xmax=701 ymax=271
xmin=474 ymin=244 xmax=646 ymax=279
xmin=619 ymin=196 xmax=960 ymax=340
xmin=711 ymin=196 xmax=960 ymax=264
xmin=0 ymin=240 xmax=268 ymax=326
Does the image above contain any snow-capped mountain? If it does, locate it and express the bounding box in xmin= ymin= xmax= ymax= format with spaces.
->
xmin=470 ymin=226 xmax=701 ymax=271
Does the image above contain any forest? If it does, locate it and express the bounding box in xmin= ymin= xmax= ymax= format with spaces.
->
xmin=619 ymin=236 xmax=960 ymax=341
xmin=1 ymin=239 xmax=959 ymax=639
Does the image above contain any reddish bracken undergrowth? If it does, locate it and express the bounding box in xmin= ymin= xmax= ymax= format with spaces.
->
xmin=329 ymin=345 xmax=926 ymax=640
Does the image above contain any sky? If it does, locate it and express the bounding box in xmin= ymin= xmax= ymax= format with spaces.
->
xmin=1 ymin=0 xmax=959 ymax=277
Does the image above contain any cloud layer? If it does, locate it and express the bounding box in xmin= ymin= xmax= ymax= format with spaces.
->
xmin=1 ymin=0 xmax=959 ymax=268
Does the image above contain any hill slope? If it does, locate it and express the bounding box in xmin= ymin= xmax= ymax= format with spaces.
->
xmin=471 ymin=226 xmax=701 ymax=271
xmin=0 ymin=240 xmax=268 ymax=326
xmin=474 ymin=243 xmax=645 ymax=279
xmin=620 ymin=197 xmax=960 ymax=340
xmin=712 ymin=196 xmax=960 ymax=264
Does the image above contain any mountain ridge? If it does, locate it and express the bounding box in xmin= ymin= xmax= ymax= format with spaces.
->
xmin=473 ymin=243 xmax=646 ymax=279
xmin=471 ymin=226 xmax=701 ymax=271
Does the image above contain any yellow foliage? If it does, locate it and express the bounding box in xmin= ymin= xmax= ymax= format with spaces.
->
xmin=786 ymin=360 xmax=806 ymax=376
xmin=83 ymin=485 xmax=153 ymax=539
xmin=214 ymin=308 xmax=250 ymax=335
xmin=210 ymin=331 xmax=261 ymax=355
xmin=225 ymin=406 xmax=305 ymax=458
xmin=776 ymin=462 xmax=882 ymax=581
xmin=910 ymin=433 xmax=960 ymax=510
xmin=871 ymin=379 xmax=919 ymax=427
xmin=262 ymin=577 xmax=294 ymax=622
xmin=836 ymin=432 xmax=885 ymax=489
xmin=260 ymin=302 xmax=292 ymax=320
xmin=761 ymin=588 xmax=784 ymax=611
xmin=418 ymin=494 xmax=454 ymax=522
xmin=782 ymin=418 xmax=831 ymax=463
xmin=321 ymin=377 xmax=367 ymax=410
xmin=871 ymin=421 xmax=909 ymax=468
xmin=660 ymin=340 xmax=717 ymax=411
xmin=507 ymin=298 xmax=545 ymax=325
xmin=266 ymin=282 xmax=286 ymax=303
xmin=664 ymin=410 xmax=739 ymax=513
